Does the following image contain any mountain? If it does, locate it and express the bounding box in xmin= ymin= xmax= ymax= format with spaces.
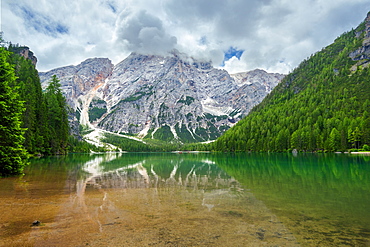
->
xmin=210 ymin=12 xmax=370 ymax=152
xmin=39 ymin=52 xmax=284 ymax=143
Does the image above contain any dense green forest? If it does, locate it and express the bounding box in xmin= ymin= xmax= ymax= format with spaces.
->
xmin=7 ymin=45 xmax=70 ymax=156
xmin=0 ymin=47 xmax=28 ymax=176
xmin=208 ymin=20 xmax=370 ymax=152
xmin=0 ymin=40 xmax=75 ymax=176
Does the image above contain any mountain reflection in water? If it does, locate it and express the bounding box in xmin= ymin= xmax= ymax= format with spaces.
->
xmin=79 ymin=153 xmax=237 ymax=192
xmin=1 ymin=153 xmax=369 ymax=246
xmin=75 ymin=153 xmax=246 ymax=219
xmin=62 ymin=153 xmax=297 ymax=246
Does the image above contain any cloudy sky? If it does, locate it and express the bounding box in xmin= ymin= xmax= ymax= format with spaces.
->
xmin=2 ymin=0 xmax=370 ymax=74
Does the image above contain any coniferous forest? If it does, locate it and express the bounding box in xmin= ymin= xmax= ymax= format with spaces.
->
xmin=209 ymin=21 xmax=370 ymax=153
xmin=0 ymin=44 xmax=70 ymax=176
xmin=0 ymin=48 xmax=28 ymax=176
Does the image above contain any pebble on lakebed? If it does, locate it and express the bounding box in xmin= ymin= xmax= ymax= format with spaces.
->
xmin=31 ymin=220 xmax=41 ymax=226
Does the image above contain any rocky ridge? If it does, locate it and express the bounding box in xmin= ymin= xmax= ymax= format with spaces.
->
xmin=39 ymin=52 xmax=284 ymax=143
xmin=349 ymin=12 xmax=370 ymax=71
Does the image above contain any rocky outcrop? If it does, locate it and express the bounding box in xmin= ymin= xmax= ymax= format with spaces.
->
xmin=39 ymin=53 xmax=284 ymax=142
xmin=39 ymin=58 xmax=114 ymax=127
xmin=349 ymin=12 xmax=370 ymax=70
xmin=230 ymin=70 xmax=284 ymax=118
xmin=13 ymin=47 xmax=37 ymax=66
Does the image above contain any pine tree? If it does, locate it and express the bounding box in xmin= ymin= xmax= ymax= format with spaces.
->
xmin=8 ymin=52 xmax=47 ymax=154
xmin=44 ymin=75 xmax=69 ymax=154
xmin=0 ymin=48 xmax=28 ymax=176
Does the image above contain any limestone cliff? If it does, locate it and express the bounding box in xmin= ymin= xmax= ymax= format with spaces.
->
xmin=39 ymin=53 xmax=284 ymax=143
xmin=349 ymin=12 xmax=370 ymax=70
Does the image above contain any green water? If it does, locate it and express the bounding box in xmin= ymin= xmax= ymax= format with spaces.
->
xmin=1 ymin=152 xmax=369 ymax=246
xmin=215 ymin=153 xmax=370 ymax=246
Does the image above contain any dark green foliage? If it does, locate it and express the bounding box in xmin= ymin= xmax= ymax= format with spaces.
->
xmin=7 ymin=48 xmax=47 ymax=155
xmin=120 ymin=86 xmax=154 ymax=102
xmin=177 ymin=95 xmax=195 ymax=105
xmin=195 ymin=127 xmax=209 ymax=140
xmin=193 ymin=123 xmax=222 ymax=142
xmin=142 ymin=138 xmax=182 ymax=151
xmin=186 ymin=113 xmax=193 ymax=121
xmin=203 ymin=113 xmax=214 ymax=120
xmin=144 ymin=128 xmax=155 ymax=139
xmin=88 ymin=107 xmax=107 ymax=122
xmin=4 ymin=44 xmax=70 ymax=156
xmin=75 ymin=109 xmax=81 ymax=121
xmin=0 ymin=48 xmax=28 ymax=176
xmin=210 ymin=21 xmax=370 ymax=152
xmin=102 ymin=133 xmax=180 ymax=152
xmin=153 ymin=125 xmax=174 ymax=141
xmin=88 ymin=98 xmax=107 ymax=122
xmin=219 ymin=125 xmax=230 ymax=132
xmin=68 ymin=136 xmax=107 ymax=153
xmin=157 ymin=103 xmax=171 ymax=125
xmin=44 ymin=75 xmax=69 ymax=154
xmin=102 ymin=133 xmax=152 ymax=152
xmin=207 ymin=122 xmax=220 ymax=140
xmin=91 ymin=99 xmax=106 ymax=105
xmin=175 ymin=123 xmax=195 ymax=143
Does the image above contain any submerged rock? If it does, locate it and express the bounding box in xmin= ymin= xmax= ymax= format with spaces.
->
xmin=32 ymin=220 xmax=41 ymax=226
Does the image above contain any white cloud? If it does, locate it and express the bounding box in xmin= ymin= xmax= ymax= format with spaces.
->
xmin=222 ymin=56 xmax=249 ymax=74
xmin=2 ymin=0 xmax=370 ymax=73
xmin=113 ymin=9 xmax=177 ymax=55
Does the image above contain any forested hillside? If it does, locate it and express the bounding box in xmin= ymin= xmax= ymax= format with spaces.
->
xmin=0 ymin=42 xmax=74 ymax=176
xmin=210 ymin=16 xmax=370 ymax=152
xmin=0 ymin=47 xmax=28 ymax=176
xmin=7 ymin=45 xmax=70 ymax=155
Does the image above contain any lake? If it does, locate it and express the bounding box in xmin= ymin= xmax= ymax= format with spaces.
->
xmin=1 ymin=153 xmax=369 ymax=246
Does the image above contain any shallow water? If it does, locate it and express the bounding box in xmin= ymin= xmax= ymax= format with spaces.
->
xmin=0 ymin=153 xmax=369 ymax=246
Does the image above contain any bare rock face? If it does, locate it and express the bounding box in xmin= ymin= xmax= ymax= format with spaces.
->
xmin=349 ymin=12 xmax=370 ymax=70
xmin=39 ymin=58 xmax=114 ymax=126
xmin=14 ymin=47 xmax=38 ymax=66
xmin=39 ymin=53 xmax=284 ymax=143
xmin=230 ymin=70 xmax=285 ymax=116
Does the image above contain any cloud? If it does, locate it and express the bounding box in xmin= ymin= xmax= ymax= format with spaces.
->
xmin=13 ymin=5 xmax=69 ymax=37
xmin=2 ymin=0 xmax=370 ymax=74
xmin=113 ymin=9 xmax=177 ymax=55
xmin=222 ymin=56 xmax=249 ymax=74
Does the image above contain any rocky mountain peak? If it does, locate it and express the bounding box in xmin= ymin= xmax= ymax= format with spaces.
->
xmin=231 ymin=69 xmax=285 ymax=91
xmin=39 ymin=53 xmax=284 ymax=143
xmin=364 ymin=12 xmax=370 ymax=40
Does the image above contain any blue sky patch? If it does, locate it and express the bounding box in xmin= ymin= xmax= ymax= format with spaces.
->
xmin=221 ymin=47 xmax=244 ymax=66
xmin=17 ymin=6 xmax=69 ymax=37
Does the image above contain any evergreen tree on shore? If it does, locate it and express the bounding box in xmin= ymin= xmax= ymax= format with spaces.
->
xmin=44 ymin=75 xmax=69 ymax=154
xmin=4 ymin=41 xmax=70 ymax=157
xmin=0 ymin=48 xmax=28 ymax=176
xmin=8 ymin=48 xmax=48 ymax=154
